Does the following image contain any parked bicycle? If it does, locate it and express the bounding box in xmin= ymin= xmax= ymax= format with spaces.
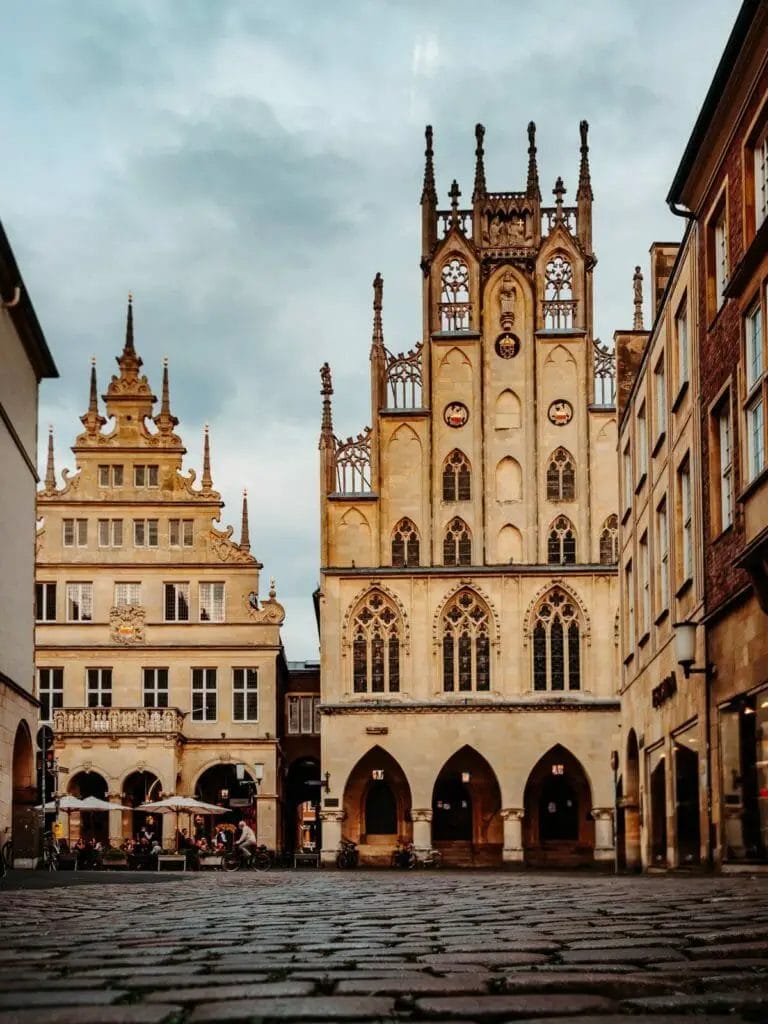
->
xmin=1 ymin=829 xmax=12 ymax=872
xmin=415 ymin=846 xmax=442 ymax=869
xmin=390 ymin=841 xmax=417 ymax=869
xmin=335 ymin=838 xmax=359 ymax=869
xmin=222 ymin=843 xmax=272 ymax=872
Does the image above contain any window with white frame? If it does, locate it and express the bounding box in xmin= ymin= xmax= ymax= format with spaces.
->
xmin=134 ymin=465 xmax=159 ymax=487
xmin=63 ymin=518 xmax=88 ymax=547
xmin=639 ymin=532 xmax=650 ymax=637
xmin=35 ymin=582 xmax=56 ymax=622
xmin=199 ymin=582 xmax=225 ymax=622
xmin=287 ymin=694 xmax=320 ymax=734
xmin=636 ymin=403 xmax=648 ymax=482
xmin=133 ymin=519 xmax=158 ymax=547
xmin=169 ymin=519 xmax=194 ymax=547
xmin=86 ymin=668 xmax=112 ymax=708
xmin=718 ymin=401 xmax=733 ymax=530
xmin=625 ymin=560 xmax=635 ymax=651
xmin=754 ymin=122 xmax=768 ymax=229
xmin=191 ymin=668 xmax=217 ymax=721
xmin=38 ymin=667 xmax=63 ymax=721
xmin=98 ymin=519 xmax=123 ymax=548
xmin=233 ymin=668 xmax=258 ymax=722
xmin=164 ymin=582 xmax=189 ymax=622
xmin=622 ymin=443 xmax=632 ymax=511
xmin=66 ymin=582 xmax=93 ymax=622
xmin=747 ymin=396 xmax=766 ymax=481
xmin=114 ymin=582 xmax=141 ymax=607
xmin=714 ymin=207 xmax=728 ymax=309
xmin=675 ymin=297 xmax=689 ymax=388
xmin=657 ymin=499 xmax=669 ymax=613
xmin=745 ymin=298 xmax=767 ymax=483
xmin=679 ymin=457 xmax=693 ymax=583
xmin=143 ymin=668 xmax=168 ymax=709
xmin=98 ymin=465 xmax=123 ymax=487
xmin=654 ymin=356 xmax=666 ymax=439
xmin=747 ymin=303 xmax=763 ymax=390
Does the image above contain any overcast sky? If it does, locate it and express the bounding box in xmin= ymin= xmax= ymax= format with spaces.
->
xmin=2 ymin=0 xmax=740 ymax=658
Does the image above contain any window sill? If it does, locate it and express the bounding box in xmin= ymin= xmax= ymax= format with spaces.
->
xmin=634 ymin=472 xmax=647 ymax=496
xmin=711 ymin=522 xmax=734 ymax=544
xmin=621 ymin=506 xmax=632 ymax=526
xmin=638 ymin=631 xmax=650 ymax=649
xmin=675 ymin=577 xmax=694 ymax=599
xmin=651 ymin=431 xmax=666 ymax=458
xmin=654 ymin=607 xmax=669 ymax=627
xmin=623 ymin=651 xmax=635 ymax=667
xmin=671 ymin=380 xmax=689 ymax=413
xmin=738 ymin=463 xmax=768 ymax=504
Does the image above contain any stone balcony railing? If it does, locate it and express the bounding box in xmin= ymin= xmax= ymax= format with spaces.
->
xmin=53 ymin=707 xmax=185 ymax=736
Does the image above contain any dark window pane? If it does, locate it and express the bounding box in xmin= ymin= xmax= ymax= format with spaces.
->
xmin=533 ymin=623 xmax=547 ymax=690
xmin=458 ymin=465 xmax=471 ymax=501
xmin=551 ymin=620 xmax=564 ymax=690
xmin=476 ymin=634 xmax=490 ymax=691
xmin=458 ymin=631 xmax=472 ymax=691
xmin=562 ymin=462 xmax=575 ymax=499
xmin=442 ymin=466 xmax=456 ymax=501
xmin=548 ymin=532 xmax=560 ymax=563
xmin=371 ymin=635 xmax=385 ymax=692
xmin=164 ymin=585 xmax=175 ymax=620
xmin=406 ymin=535 xmax=419 ymax=567
xmin=247 ymin=691 xmax=258 ymax=719
xmin=568 ymin=621 xmax=580 ymax=690
xmin=443 ymin=633 xmax=454 ymax=691
xmin=388 ymin=637 xmax=400 ymax=692
xmin=563 ymin=533 xmax=576 ymax=563
xmin=458 ymin=533 xmax=471 ymax=566
xmin=353 ymin=636 xmax=367 ymax=692
xmin=391 ymin=536 xmax=405 ymax=567
xmin=547 ymin=463 xmax=560 ymax=500
xmin=234 ymin=692 xmax=244 ymax=720
xmin=443 ymin=536 xmax=456 ymax=565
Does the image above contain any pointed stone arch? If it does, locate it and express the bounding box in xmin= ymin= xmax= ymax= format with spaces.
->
xmin=432 ymin=580 xmax=500 ymax=647
xmin=342 ymin=746 xmax=413 ymax=857
xmin=341 ymin=582 xmax=410 ymax=653
xmin=523 ymin=579 xmax=591 ymax=646
xmin=597 ymin=418 xmax=617 ymax=443
xmin=498 ymin=523 xmax=523 ymax=563
xmin=337 ymin=506 xmax=372 ymax=567
xmin=496 ymin=456 xmax=522 ymax=502
xmin=544 ymin=343 xmax=577 ymax=369
xmin=437 ymin=346 xmax=472 ymax=383
xmin=495 ymin=388 xmax=522 ymax=429
xmin=431 ymin=745 xmax=503 ymax=864
xmin=523 ymin=744 xmax=595 ymax=866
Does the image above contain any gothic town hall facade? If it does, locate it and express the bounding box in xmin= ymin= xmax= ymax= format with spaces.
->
xmin=318 ymin=123 xmax=620 ymax=867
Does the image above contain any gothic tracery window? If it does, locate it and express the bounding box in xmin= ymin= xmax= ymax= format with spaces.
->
xmin=351 ymin=591 xmax=401 ymax=694
xmin=543 ymin=255 xmax=575 ymax=330
xmin=599 ymin=514 xmax=619 ymax=565
xmin=442 ymin=450 xmax=471 ymax=502
xmin=442 ymin=589 xmax=491 ymax=692
xmin=440 ymin=257 xmax=471 ymax=331
xmin=548 ymin=515 xmax=577 ymax=565
xmin=391 ymin=519 xmax=420 ymax=568
xmin=546 ymin=447 xmax=575 ymax=500
xmin=386 ymin=345 xmax=423 ymax=409
xmin=443 ymin=517 xmax=472 ymax=567
xmin=532 ymin=588 xmax=581 ymax=692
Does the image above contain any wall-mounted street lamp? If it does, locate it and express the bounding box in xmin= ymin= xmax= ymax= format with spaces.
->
xmin=673 ymin=620 xmax=715 ymax=679
xmin=235 ymin=762 xmax=264 ymax=789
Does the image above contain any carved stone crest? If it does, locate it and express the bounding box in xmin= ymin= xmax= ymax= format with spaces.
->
xmin=109 ymin=604 xmax=146 ymax=645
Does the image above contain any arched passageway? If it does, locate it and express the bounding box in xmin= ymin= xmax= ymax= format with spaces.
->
xmin=68 ymin=770 xmax=109 ymax=845
xmin=342 ymin=746 xmax=412 ymax=864
xmin=431 ymin=747 xmax=502 ymax=867
xmin=11 ymin=722 xmax=37 ymax=860
xmin=195 ymin=764 xmax=257 ymax=834
xmin=523 ymin=745 xmax=594 ymax=867
xmin=675 ymin=741 xmax=701 ymax=865
xmin=122 ymin=770 xmax=164 ymax=843
xmin=648 ymin=747 xmax=667 ymax=866
xmin=284 ymin=758 xmax=320 ymax=854
xmin=624 ymin=729 xmax=641 ymax=871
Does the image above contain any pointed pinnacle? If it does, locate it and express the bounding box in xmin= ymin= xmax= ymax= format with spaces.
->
xmin=633 ymin=266 xmax=644 ymax=330
xmin=88 ymin=357 xmax=98 ymax=413
xmin=45 ymin=425 xmax=56 ymax=492
xmin=320 ymin=363 xmax=334 ymax=436
xmin=240 ymin=489 xmax=251 ymax=552
xmin=577 ymin=120 xmax=593 ymax=201
xmin=372 ymin=272 xmax=384 ymax=349
xmin=124 ymin=293 xmax=135 ymax=355
xmin=472 ymin=123 xmax=487 ymax=202
xmin=202 ymin=424 xmax=213 ymax=491
xmin=527 ymin=121 xmax=540 ymax=200
xmin=420 ymin=125 xmax=437 ymax=206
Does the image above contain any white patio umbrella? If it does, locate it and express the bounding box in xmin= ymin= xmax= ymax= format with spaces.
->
xmin=37 ymin=795 xmax=89 ymax=812
xmin=137 ymin=796 xmax=227 ymax=851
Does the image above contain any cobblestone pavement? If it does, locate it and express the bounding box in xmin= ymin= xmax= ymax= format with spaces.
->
xmin=1 ymin=870 xmax=768 ymax=1023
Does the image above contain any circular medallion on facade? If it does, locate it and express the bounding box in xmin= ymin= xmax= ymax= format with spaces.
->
xmin=495 ymin=332 xmax=520 ymax=359
xmin=444 ymin=402 xmax=469 ymax=428
xmin=548 ymin=400 xmax=573 ymax=426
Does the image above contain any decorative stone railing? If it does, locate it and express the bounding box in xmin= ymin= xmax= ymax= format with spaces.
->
xmin=53 ymin=707 xmax=184 ymax=736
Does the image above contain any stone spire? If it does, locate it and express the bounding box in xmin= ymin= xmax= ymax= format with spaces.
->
xmin=240 ymin=489 xmax=251 ymax=553
xmin=633 ymin=266 xmax=644 ymax=329
xmin=153 ymin=357 xmax=179 ymax=436
xmin=472 ymin=123 xmax=487 ymax=202
xmin=577 ymin=120 xmax=593 ymax=202
xmin=319 ymin=362 xmax=336 ymax=495
xmin=44 ymin=425 xmax=56 ymax=492
xmin=553 ymin=176 xmax=566 ymax=222
xmin=124 ymin=292 xmax=136 ymax=356
xmin=80 ymin=357 xmax=106 ymax=435
xmin=320 ymin=362 xmax=334 ymax=439
xmin=420 ymin=125 xmax=437 ymax=206
xmin=371 ymin=273 xmax=384 ymax=350
xmin=527 ymin=121 xmax=541 ymax=200
xmin=201 ymin=424 xmax=213 ymax=492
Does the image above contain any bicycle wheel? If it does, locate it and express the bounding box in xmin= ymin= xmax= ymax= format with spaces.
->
xmin=222 ymin=851 xmax=240 ymax=872
xmin=2 ymin=840 xmax=13 ymax=870
xmin=253 ymin=850 xmax=271 ymax=872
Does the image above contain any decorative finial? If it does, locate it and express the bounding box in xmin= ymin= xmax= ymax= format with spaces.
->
xmin=80 ymin=357 xmax=106 ymax=435
xmin=124 ymin=293 xmax=135 ymax=356
xmin=420 ymin=125 xmax=437 ymax=206
xmin=154 ymin=356 xmax=178 ymax=435
xmin=449 ymin=180 xmax=461 ymax=226
xmin=633 ymin=266 xmax=644 ymax=329
xmin=320 ymin=362 xmax=334 ymax=436
xmin=44 ymin=425 xmax=56 ymax=492
xmin=269 ymin=576 xmax=276 ymax=600
xmin=201 ymin=424 xmax=213 ymax=492
xmin=372 ymin=273 xmax=384 ymax=350
xmin=472 ymin=123 xmax=487 ymax=202
xmin=577 ymin=120 xmax=593 ymax=202
xmin=527 ymin=121 xmax=540 ymax=200
xmin=553 ymin=177 xmax=566 ymax=221
xmin=240 ymin=489 xmax=251 ymax=553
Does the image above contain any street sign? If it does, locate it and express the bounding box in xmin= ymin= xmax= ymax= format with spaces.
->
xmin=229 ymin=798 xmax=251 ymax=807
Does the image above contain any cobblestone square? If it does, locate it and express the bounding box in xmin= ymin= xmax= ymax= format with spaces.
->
xmin=2 ymin=871 xmax=768 ymax=1022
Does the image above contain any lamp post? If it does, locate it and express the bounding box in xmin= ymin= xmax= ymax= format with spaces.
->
xmin=673 ymin=619 xmax=715 ymax=869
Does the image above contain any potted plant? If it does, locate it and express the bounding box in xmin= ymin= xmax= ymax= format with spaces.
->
xmin=101 ymin=845 xmax=129 ymax=869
